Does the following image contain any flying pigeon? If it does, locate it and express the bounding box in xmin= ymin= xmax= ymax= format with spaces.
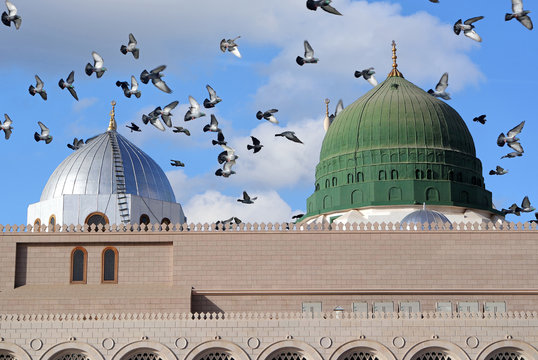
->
xmin=520 ymin=196 xmax=535 ymax=213
xmin=184 ymin=96 xmax=205 ymax=121
xmin=256 ymin=109 xmax=278 ymax=124
xmin=501 ymin=151 xmax=523 ymax=159
xmin=215 ymin=159 xmax=236 ymax=177
xmin=292 ymin=213 xmax=305 ymax=220
xmin=126 ymin=123 xmax=141 ymax=132
xmin=58 ymin=71 xmax=79 ymax=101
xmin=34 ymin=121 xmax=52 ymax=144
xmin=453 ymin=16 xmax=484 ymax=42
xmin=501 ymin=203 xmax=521 ymax=216
xmin=161 ymin=100 xmax=179 ymax=127
xmin=237 ymin=191 xmax=257 ymax=204
xmin=354 ymin=67 xmax=378 ymax=86
xmin=427 ymin=72 xmax=451 ymax=100
xmin=1 ymin=1 xmax=21 ymax=29
xmin=247 ymin=136 xmax=263 ymax=153
xmin=203 ymin=85 xmax=222 ymax=108
xmin=275 ymin=131 xmax=303 ymax=144
xmin=530 ymin=213 xmax=538 ymax=223
xmin=296 ymin=40 xmax=319 ymax=66
xmin=203 ymin=114 xmax=221 ymax=133
xmin=0 ymin=114 xmax=13 ymax=140
xmin=216 ymin=217 xmax=242 ymax=228
xmin=497 ymin=121 xmax=525 ymax=153
xmin=473 ymin=114 xmax=486 ymax=124
xmin=67 ymin=138 xmax=84 ymax=151
xmin=306 ymin=0 xmax=342 ymax=15
xmin=140 ymin=65 xmax=172 ymax=93
xmin=506 ymin=0 xmax=533 ymax=30
xmin=429 ymin=0 xmax=439 ymax=2
xmin=173 ymin=126 xmax=190 ymax=136
xmin=28 ymin=75 xmax=47 ymax=101
xmin=142 ymin=107 xmax=165 ymax=131
xmin=120 ymin=33 xmax=140 ymax=59
xmin=220 ymin=36 xmax=241 ymax=58
xmin=325 ymin=99 xmax=344 ymax=131
xmin=85 ymin=51 xmax=106 ymax=78
xmin=489 ymin=165 xmax=508 ymax=175
xmin=218 ymin=144 xmax=238 ymax=164
xmin=170 ymin=160 xmax=185 ymax=167
xmin=116 ymin=76 xmax=141 ymax=98
xmin=212 ymin=131 xmax=227 ymax=146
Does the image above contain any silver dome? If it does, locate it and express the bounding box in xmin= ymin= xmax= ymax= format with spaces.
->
xmin=400 ymin=205 xmax=451 ymax=228
xmin=40 ymin=131 xmax=176 ymax=203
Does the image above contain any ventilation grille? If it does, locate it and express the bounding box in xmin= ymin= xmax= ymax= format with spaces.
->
xmin=271 ymin=352 xmax=307 ymax=360
xmin=198 ymin=353 xmax=235 ymax=360
xmin=414 ymin=353 xmax=452 ymax=360
xmin=343 ymin=353 xmax=380 ymax=360
xmin=53 ymin=354 xmax=89 ymax=360
xmin=128 ymin=353 xmax=163 ymax=360
xmin=489 ymin=353 xmax=525 ymax=360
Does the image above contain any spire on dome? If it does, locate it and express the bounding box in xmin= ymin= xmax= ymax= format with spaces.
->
xmin=387 ymin=40 xmax=404 ymax=78
xmin=107 ymin=100 xmax=117 ymax=132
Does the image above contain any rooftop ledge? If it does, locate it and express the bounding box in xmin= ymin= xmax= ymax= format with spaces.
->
xmin=0 ymin=311 xmax=537 ymax=322
xmin=0 ymin=221 xmax=537 ymax=233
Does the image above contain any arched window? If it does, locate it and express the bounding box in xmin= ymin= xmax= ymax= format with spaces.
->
xmin=53 ymin=352 xmax=90 ymax=360
xmin=270 ymin=352 xmax=307 ymax=360
xmin=412 ymin=352 xmax=452 ymax=360
xmin=325 ymin=179 xmax=330 ymax=188
xmin=351 ymin=190 xmax=363 ymax=204
xmin=389 ymin=187 xmax=402 ymax=201
xmin=139 ymin=214 xmax=150 ymax=225
xmin=391 ymin=170 xmax=398 ymax=180
xmin=323 ymin=195 xmax=332 ymax=209
xmin=332 ymin=177 xmax=338 ymax=186
xmin=315 ymin=183 xmax=320 ymax=191
xmin=427 ymin=169 xmax=432 ymax=179
xmin=126 ymin=353 xmax=163 ymax=360
xmin=161 ymin=217 xmax=171 ymax=231
xmin=487 ymin=351 xmax=526 ymax=360
xmin=33 ymin=218 xmax=41 ymax=232
xmin=70 ymin=247 xmax=87 ymax=284
xmin=85 ymin=212 xmax=109 ymax=231
xmin=48 ymin=215 xmax=56 ymax=232
xmin=356 ymin=172 xmax=364 ymax=182
xmin=195 ymin=353 xmax=234 ymax=360
xmin=347 ymin=173 xmax=353 ymax=184
xmin=426 ymin=187 xmax=440 ymax=201
xmin=379 ymin=170 xmax=386 ymax=180
xmin=416 ymin=169 xmax=424 ymax=180
xmin=102 ymin=247 xmax=118 ymax=283
xmin=448 ymin=170 xmax=454 ymax=181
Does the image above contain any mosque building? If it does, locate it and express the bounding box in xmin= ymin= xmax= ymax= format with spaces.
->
xmin=0 ymin=44 xmax=536 ymax=360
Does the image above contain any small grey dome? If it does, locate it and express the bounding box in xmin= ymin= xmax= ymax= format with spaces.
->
xmin=40 ymin=131 xmax=176 ymax=203
xmin=400 ymin=205 xmax=451 ymax=228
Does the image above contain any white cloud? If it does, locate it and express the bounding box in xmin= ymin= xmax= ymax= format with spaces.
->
xmin=72 ymin=97 xmax=98 ymax=112
xmin=183 ymin=190 xmax=292 ymax=224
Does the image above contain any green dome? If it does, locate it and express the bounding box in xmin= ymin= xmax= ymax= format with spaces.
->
xmin=306 ymin=74 xmax=497 ymax=218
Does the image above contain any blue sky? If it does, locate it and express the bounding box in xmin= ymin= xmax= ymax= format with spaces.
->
xmin=0 ymin=0 xmax=536 ymax=225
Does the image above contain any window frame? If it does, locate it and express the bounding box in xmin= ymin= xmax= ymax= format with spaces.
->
xmin=101 ymin=246 xmax=119 ymax=284
xmin=70 ymin=247 xmax=88 ymax=284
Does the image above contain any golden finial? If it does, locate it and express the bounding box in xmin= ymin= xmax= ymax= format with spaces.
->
xmin=107 ymin=100 xmax=117 ymax=131
xmin=387 ymin=40 xmax=404 ymax=78
xmin=325 ymin=98 xmax=330 ymax=117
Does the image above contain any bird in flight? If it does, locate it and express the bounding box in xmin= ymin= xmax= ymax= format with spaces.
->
xmin=140 ymin=65 xmax=172 ymax=93
xmin=237 ymin=191 xmax=257 ymax=204
xmin=58 ymin=71 xmax=79 ymax=101
xmin=126 ymin=123 xmax=141 ymax=132
xmin=34 ymin=121 xmax=52 ymax=144
xmin=505 ymin=0 xmax=533 ymax=30
xmin=453 ymin=16 xmax=484 ymax=42
xmin=85 ymin=51 xmax=107 ymax=78
xmin=1 ymin=1 xmax=21 ymax=29
xmin=306 ymin=0 xmax=342 ymax=15
xmin=428 ymin=72 xmax=451 ymax=100
xmin=120 ymin=33 xmax=140 ymax=59
xmin=296 ymin=40 xmax=319 ymax=66
xmin=354 ymin=68 xmax=378 ymax=86
xmin=28 ymin=75 xmax=47 ymax=101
